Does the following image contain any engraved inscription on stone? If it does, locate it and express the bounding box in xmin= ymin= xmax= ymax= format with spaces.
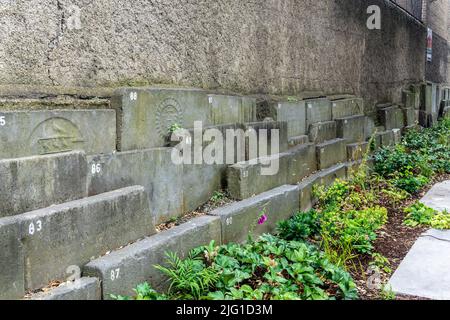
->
xmin=29 ymin=118 xmax=85 ymax=155
xmin=155 ymin=98 xmax=184 ymax=138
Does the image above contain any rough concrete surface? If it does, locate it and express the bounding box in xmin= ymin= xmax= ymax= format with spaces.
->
xmin=0 ymin=0 xmax=428 ymax=105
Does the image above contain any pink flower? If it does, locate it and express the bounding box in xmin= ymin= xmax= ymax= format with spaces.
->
xmin=258 ymin=214 xmax=268 ymax=225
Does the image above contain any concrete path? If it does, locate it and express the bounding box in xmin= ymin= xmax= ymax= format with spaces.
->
xmin=389 ymin=181 xmax=450 ymax=300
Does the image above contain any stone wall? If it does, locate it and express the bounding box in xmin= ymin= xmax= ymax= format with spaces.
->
xmin=0 ymin=0 xmax=435 ymax=110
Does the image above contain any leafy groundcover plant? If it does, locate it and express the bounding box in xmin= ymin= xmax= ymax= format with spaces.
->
xmin=113 ymin=235 xmax=358 ymax=300
xmin=404 ymin=202 xmax=450 ymax=230
xmin=374 ymin=119 xmax=450 ymax=194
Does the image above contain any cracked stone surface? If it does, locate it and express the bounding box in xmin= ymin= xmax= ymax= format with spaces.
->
xmin=389 ymin=181 xmax=450 ymax=300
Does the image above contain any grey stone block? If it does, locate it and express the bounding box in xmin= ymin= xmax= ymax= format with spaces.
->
xmin=113 ymin=88 xmax=256 ymax=151
xmin=402 ymin=91 xmax=416 ymax=110
xmin=347 ymin=142 xmax=369 ymax=162
xmin=378 ymin=106 xmax=405 ymax=130
xmin=305 ymin=98 xmax=332 ymax=127
xmin=365 ymin=116 xmax=376 ymax=140
xmin=286 ymin=144 xmax=317 ymax=184
xmin=209 ymin=94 xmax=257 ymax=125
xmin=227 ymin=153 xmax=288 ymax=201
xmin=374 ymin=130 xmax=395 ymax=148
xmin=259 ymin=101 xmax=307 ymax=138
xmin=0 ymin=110 xmax=116 ymax=159
xmin=0 ymin=186 xmax=155 ymax=291
xmin=308 ymin=121 xmax=337 ymax=144
xmin=317 ymin=164 xmax=347 ymax=187
xmin=242 ymin=121 xmax=288 ymax=160
xmin=87 ymin=148 xmax=183 ymax=225
xmin=227 ymin=143 xmax=317 ymax=200
xmin=331 ymin=98 xmax=364 ymax=119
xmin=297 ymin=175 xmax=319 ymax=212
xmin=210 ymin=185 xmax=299 ymax=244
xmin=316 ymin=139 xmax=347 ymax=170
xmin=84 ymin=216 xmax=221 ymax=299
xmin=0 ymin=221 xmax=24 ymax=300
xmin=27 ymin=278 xmax=101 ymax=300
xmin=336 ymin=115 xmax=366 ymax=143
xmin=0 ymin=152 xmax=87 ymax=218
xmin=402 ymin=107 xmax=416 ymax=127
xmin=288 ymin=135 xmax=309 ymax=148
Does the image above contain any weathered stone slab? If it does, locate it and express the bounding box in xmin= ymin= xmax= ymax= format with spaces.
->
xmin=402 ymin=91 xmax=417 ymax=110
xmin=0 ymin=221 xmax=24 ymax=300
xmin=389 ymin=234 xmax=450 ymax=300
xmin=27 ymin=278 xmax=101 ymax=300
xmin=378 ymin=106 xmax=405 ymax=130
xmin=347 ymin=142 xmax=369 ymax=162
xmin=286 ymin=144 xmax=317 ymax=184
xmin=420 ymin=181 xmax=450 ymax=213
xmin=242 ymin=121 xmax=289 ymax=160
xmin=305 ymin=98 xmax=332 ymax=127
xmin=288 ymin=135 xmax=309 ymax=148
xmin=308 ymin=121 xmax=337 ymax=144
xmin=112 ymin=88 xmax=256 ymax=151
xmin=227 ymin=153 xmax=288 ymax=201
xmin=0 ymin=110 xmax=116 ymax=159
xmin=316 ymin=139 xmax=346 ymax=170
xmin=0 ymin=152 xmax=87 ymax=218
xmin=374 ymin=130 xmax=395 ymax=148
xmin=227 ymin=143 xmax=317 ymax=200
xmin=113 ymin=88 xmax=207 ymax=151
xmin=317 ymin=164 xmax=347 ymax=187
xmin=182 ymin=124 xmax=244 ymax=213
xmin=84 ymin=216 xmax=221 ymax=299
xmin=336 ymin=115 xmax=366 ymax=143
xmin=365 ymin=116 xmax=376 ymax=140
xmin=297 ymin=175 xmax=319 ymax=212
xmin=258 ymin=101 xmax=307 ymax=138
xmin=209 ymin=94 xmax=257 ymax=125
xmin=0 ymin=186 xmax=155 ymax=291
xmin=210 ymin=185 xmax=299 ymax=244
xmin=331 ymin=98 xmax=364 ymax=119
xmin=402 ymin=107 xmax=416 ymax=126
xmin=87 ymin=148 xmax=183 ymax=225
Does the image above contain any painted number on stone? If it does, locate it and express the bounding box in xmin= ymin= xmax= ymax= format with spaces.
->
xmin=110 ymin=268 xmax=120 ymax=281
xmin=0 ymin=116 xmax=5 ymax=126
xmin=29 ymin=220 xmax=42 ymax=235
xmin=91 ymin=163 xmax=102 ymax=175
xmin=226 ymin=217 xmax=233 ymax=226
xmin=129 ymin=92 xmax=138 ymax=101
xmin=66 ymin=265 xmax=81 ymax=283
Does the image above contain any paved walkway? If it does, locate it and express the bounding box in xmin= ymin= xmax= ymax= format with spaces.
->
xmin=389 ymin=181 xmax=450 ymax=300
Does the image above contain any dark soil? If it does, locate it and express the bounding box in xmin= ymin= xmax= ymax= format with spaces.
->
xmin=350 ymin=174 xmax=450 ymax=300
xmin=156 ymin=191 xmax=235 ymax=232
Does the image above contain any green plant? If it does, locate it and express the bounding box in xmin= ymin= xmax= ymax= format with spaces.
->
xmin=210 ymin=191 xmax=225 ymax=203
xmin=121 ymin=236 xmax=359 ymax=300
xmin=169 ymin=123 xmax=183 ymax=134
xmin=380 ymin=284 xmax=396 ymax=300
xmin=154 ymin=251 xmax=219 ymax=299
xmin=277 ymin=210 xmax=320 ymax=241
xmin=369 ymin=253 xmax=392 ymax=274
xmin=430 ymin=211 xmax=450 ymax=230
xmin=403 ymin=202 xmax=436 ymax=228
